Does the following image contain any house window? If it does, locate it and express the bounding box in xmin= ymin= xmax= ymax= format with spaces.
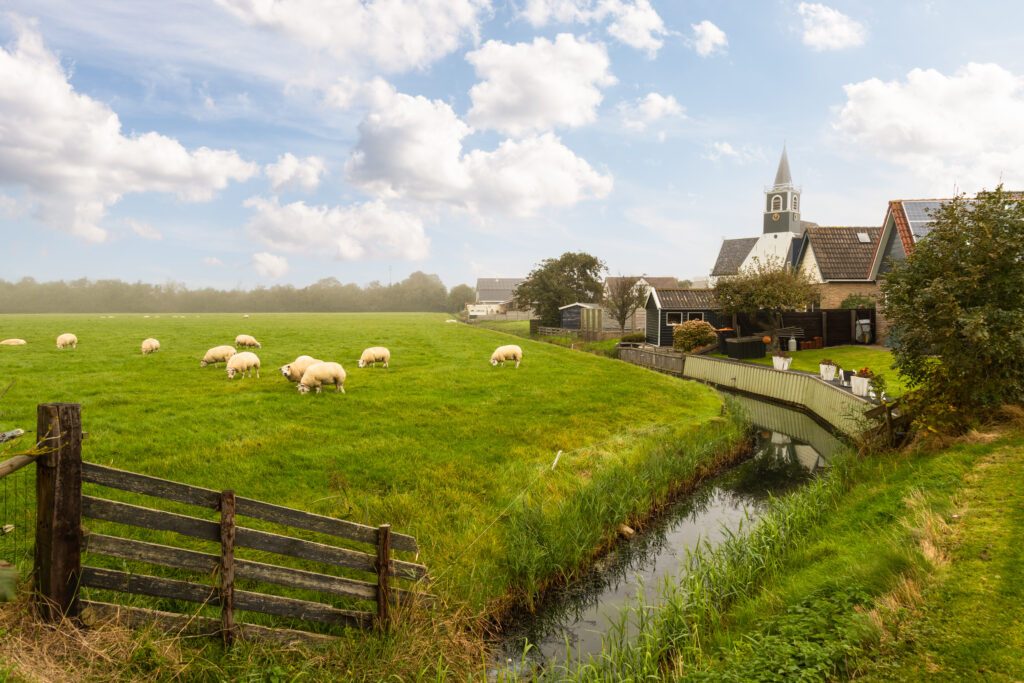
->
xmin=792 ymin=195 xmax=799 ymax=211
xmin=687 ymin=312 xmax=704 ymax=321
xmin=771 ymin=195 xmax=782 ymax=211
xmin=666 ymin=312 xmax=682 ymax=325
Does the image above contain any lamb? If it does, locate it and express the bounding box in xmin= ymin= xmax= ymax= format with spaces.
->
xmin=235 ymin=334 xmax=261 ymax=348
xmin=226 ymin=351 xmax=261 ymax=379
xmin=0 ymin=339 xmax=27 ymax=346
xmin=200 ymin=345 xmax=237 ymax=367
xmin=490 ymin=344 xmax=523 ymax=368
xmin=141 ymin=338 xmax=160 ymax=355
xmin=358 ymin=346 xmax=390 ymax=368
xmin=56 ymin=333 xmax=78 ymax=350
xmin=297 ymin=362 xmax=346 ymax=394
xmin=280 ymin=355 xmax=322 ymax=383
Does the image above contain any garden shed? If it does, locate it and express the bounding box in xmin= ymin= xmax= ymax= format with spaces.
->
xmin=559 ymin=302 xmax=603 ymax=331
xmin=644 ymin=289 xmax=724 ymax=347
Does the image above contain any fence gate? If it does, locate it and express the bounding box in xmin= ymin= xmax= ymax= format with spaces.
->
xmin=27 ymin=403 xmax=429 ymax=644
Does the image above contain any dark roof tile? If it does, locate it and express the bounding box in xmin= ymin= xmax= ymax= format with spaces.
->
xmin=653 ymin=288 xmax=720 ymax=309
xmin=805 ymin=227 xmax=881 ymax=280
xmin=711 ymin=238 xmax=758 ymax=276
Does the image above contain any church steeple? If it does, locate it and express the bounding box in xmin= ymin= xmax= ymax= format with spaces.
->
xmin=764 ymin=146 xmax=802 ymax=235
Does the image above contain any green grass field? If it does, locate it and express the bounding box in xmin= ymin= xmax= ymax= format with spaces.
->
xmin=0 ymin=312 xmax=740 ymax=679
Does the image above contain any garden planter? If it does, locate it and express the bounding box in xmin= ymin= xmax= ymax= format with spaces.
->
xmin=772 ymin=356 xmax=792 ymax=371
xmin=819 ymin=364 xmax=837 ymax=381
xmin=851 ymin=375 xmax=871 ymax=397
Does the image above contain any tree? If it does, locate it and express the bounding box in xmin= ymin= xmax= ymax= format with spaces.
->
xmin=604 ymin=275 xmax=648 ymax=334
xmin=676 ymin=278 xmax=693 ymax=289
xmin=447 ymin=284 xmax=476 ymax=313
xmin=714 ymin=256 xmax=819 ymax=343
xmin=881 ymin=187 xmax=1024 ymax=432
xmin=514 ymin=252 xmax=606 ymax=325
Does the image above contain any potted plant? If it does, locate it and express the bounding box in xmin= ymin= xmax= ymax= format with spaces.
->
xmin=772 ymin=350 xmax=792 ymax=371
xmin=851 ymin=367 xmax=874 ymax=397
xmin=819 ymin=358 xmax=837 ymax=382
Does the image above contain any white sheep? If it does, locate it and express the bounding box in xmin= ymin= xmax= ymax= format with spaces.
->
xmin=200 ymin=345 xmax=237 ymax=367
xmin=227 ymin=351 xmax=261 ymax=379
xmin=280 ymin=355 xmax=322 ymax=383
xmin=141 ymin=338 xmax=160 ymax=355
xmin=1 ymin=339 xmax=27 ymax=346
xmin=490 ymin=344 xmax=523 ymax=368
xmin=235 ymin=334 xmax=261 ymax=348
xmin=56 ymin=333 xmax=78 ymax=350
xmin=358 ymin=346 xmax=390 ymax=368
xmin=297 ymin=362 xmax=346 ymax=394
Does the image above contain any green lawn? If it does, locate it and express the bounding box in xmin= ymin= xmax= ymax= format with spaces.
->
xmin=0 ymin=312 xmax=737 ymax=679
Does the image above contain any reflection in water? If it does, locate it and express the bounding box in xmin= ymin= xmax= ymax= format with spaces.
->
xmin=495 ymin=398 xmax=841 ymax=672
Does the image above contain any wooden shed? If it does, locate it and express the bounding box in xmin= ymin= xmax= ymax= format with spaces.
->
xmin=559 ymin=302 xmax=603 ymax=331
xmin=644 ymin=289 xmax=724 ymax=347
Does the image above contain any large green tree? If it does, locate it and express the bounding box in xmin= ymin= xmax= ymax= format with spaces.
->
xmin=446 ymin=284 xmax=476 ymax=313
xmin=515 ymin=252 xmax=606 ymax=325
xmin=881 ymin=187 xmax=1024 ymax=431
xmin=714 ymin=256 xmax=819 ymax=341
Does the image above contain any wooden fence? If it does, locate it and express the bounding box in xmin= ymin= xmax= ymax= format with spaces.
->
xmin=618 ymin=347 xmax=685 ymax=375
xmin=30 ymin=403 xmax=428 ymax=644
xmin=733 ymin=309 xmax=877 ymax=347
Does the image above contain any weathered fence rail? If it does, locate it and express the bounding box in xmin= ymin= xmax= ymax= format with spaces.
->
xmin=618 ymin=347 xmax=685 ymax=375
xmin=27 ymin=402 xmax=428 ymax=645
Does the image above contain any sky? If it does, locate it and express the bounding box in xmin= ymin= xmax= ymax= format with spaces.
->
xmin=2 ymin=0 xmax=1024 ymax=290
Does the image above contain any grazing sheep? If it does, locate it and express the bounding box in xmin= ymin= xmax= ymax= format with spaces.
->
xmin=200 ymin=345 xmax=237 ymax=367
xmin=297 ymin=362 xmax=346 ymax=394
xmin=226 ymin=351 xmax=261 ymax=379
xmin=280 ymin=355 xmax=322 ymax=383
xmin=1 ymin=339 xmax=27 ymax=346
xmin=141 ymin=338 xmax=160 ymax=355
xmin=358 ymin=346 xmax=390 ymax=368
xmin=56 ymin=333 xmax=78 ymax=350
xmin=490 ymin=344 xmax=523 ymax=368
xmin=235 ymin=334 xmax=261 ymax=348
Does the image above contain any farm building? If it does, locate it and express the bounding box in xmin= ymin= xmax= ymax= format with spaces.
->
xmin=467 ymin=277 xmax=525 ymax=317
xmin=559 ymin=302 xmax=603 ymax=330
xmin=601 ymin=276 xmax=678 ymax=332
xmin=644 ymin=289 xmax=724 ymax=347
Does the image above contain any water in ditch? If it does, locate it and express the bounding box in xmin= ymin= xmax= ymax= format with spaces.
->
xmin=493 ymin=394 xmax=845 ymax=675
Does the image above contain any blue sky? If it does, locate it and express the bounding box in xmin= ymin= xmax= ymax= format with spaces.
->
xmin=2 ymin=1 xmax=1023 ymax=290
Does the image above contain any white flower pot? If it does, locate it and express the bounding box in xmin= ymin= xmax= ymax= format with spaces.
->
xmin=772 ymin=356 xmax=792 ymax=371
xmin=819 ymin=364 xmax=837 ymax=381
xmin=851 ymin=375 xmax=871 ymax=397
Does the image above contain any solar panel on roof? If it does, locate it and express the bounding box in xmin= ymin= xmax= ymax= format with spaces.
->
xmin=903 ymin=201 xmax=945 ymax=221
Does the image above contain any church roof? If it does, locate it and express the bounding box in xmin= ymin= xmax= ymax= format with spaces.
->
xmin=711 ymin=238 xmax=758 ymax=276
xmin=773 ymin=146 xmax=793 ymax=188
xmin=804 ymin=227 xmax=881 ymax=280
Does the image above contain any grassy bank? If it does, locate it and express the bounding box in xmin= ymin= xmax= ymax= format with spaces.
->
xmin=559 ymin=423 xmax=1024 ymax=681
xmin=0 ymin=312 xmax=740 ymax=680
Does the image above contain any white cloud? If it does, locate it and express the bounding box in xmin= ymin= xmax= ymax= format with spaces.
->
xmin=467 ymin=34 xmax=615 ymax=135
xmin=203 ymin=256 xmax=224 ymax=266
xmin=345 ymin=84 xmax=612 ymax=215
xmin=215 ymin=0 xmax=489 ymax=73
xmin=0 ymin=19 xmax=258 ymax=243
xmin=797 ymin=3 xmax=866 ymax=51
xmin=126 ymin=219 xmax=163 ymax=241
xmin=252 ymin=251 xmax=289 ymax=279
xmin=0 ymin=193 xmax=23 ymax=218
xmin=691 ymin=20 xmax=727 ymax=57
xmin=265 ymin=153 xmax=326 ymax=192
xmin=244 ymin=196 xmax=429 ymax=261
xmin=835 ymin=63 xmax=1024 ymax=191
xmin=703 ymin=141 xmax=762 ymax=164
xmin=619 ymin=92 xmax=684 ymax=132
xmin=520 ymin=0 xmax=668 ymax=56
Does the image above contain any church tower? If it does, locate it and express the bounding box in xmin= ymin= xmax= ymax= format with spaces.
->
xmin=763 ymin=147 xmax=803 ymax=235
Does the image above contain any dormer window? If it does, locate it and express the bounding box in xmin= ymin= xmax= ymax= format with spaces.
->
xmin=792 ymin=195 xmax=799 ymax=212
xmin=771 ymin=195 xmax=782 ymax=211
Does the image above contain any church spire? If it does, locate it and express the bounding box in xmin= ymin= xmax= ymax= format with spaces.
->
xmin=773 ymin=145 xmax=793 ymax=188
xmin=763 ymin=145 xmax=802 ymax=235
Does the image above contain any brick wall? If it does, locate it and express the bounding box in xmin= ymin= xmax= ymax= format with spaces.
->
xmin=818 ymin=282 xmax=880 ymax=309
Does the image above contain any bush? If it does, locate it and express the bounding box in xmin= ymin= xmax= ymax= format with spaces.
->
xmin=621 ymin=332 xmax=647 ymax=343
xmin=673 ymin=320 xmax=718 ymax=352
xmin=839 ymin=293 xmax=877 ymax=309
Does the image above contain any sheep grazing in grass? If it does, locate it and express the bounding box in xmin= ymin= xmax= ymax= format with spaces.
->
xmin=490 ymin=344 xmax=523 ymax=368
xmin=358 ymin=346 xmax=390 ymax=368
xmin=1 ymin=339 xmax=27 ymax=346
xmin=280 ymin=355 xmax=322 ymax=383
xmin=227 ymin=351 xmax=261 ymax=379
xmin=200 ymin=345 xmax=237 ymax=367
xmin=297 ymin=362 xmax=346 ymax=394
xmin=141 ymin=338 xmax=160 ymax=355
xmin=235 ymin=334 xmax=261 ymax=348
xmin=56 ymin=333 xmax=78 ymax=350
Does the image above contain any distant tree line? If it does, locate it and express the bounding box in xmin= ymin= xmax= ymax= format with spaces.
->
xmin=0 ymin=273 xmax=477 ymax=313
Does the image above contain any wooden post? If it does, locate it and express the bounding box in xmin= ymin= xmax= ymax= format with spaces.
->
xmin=850 ymin=309 xmax=856 ymax=342
xmin=376 ymin=524 xmax=392 ymax=630
xmin=33 ymin=403 xmax=83 ymax=621
xmin=219 ymin=490 xmax=236 ymax=647
xmin=732 ymin=313 xmax=739 ymax=337
xmin=821 ymin=311 xmax=828 ymax=347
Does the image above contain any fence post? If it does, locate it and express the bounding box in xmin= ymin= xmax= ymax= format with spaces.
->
xmin=821 ymin=311 xmax=829 ymax=347
xmin=33 ymin=402 xmax=83 ymax=621
xmin=376 ymin=524 xmax=392 ymax=630
xmin=220 ymin=490 xmax=236 ymax=647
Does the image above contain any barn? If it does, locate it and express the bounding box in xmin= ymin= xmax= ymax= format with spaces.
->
xmin=559 ymin=302 xmax=603 ymax=330
xmin=644 ymin=289 xmax=724 ymax=347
